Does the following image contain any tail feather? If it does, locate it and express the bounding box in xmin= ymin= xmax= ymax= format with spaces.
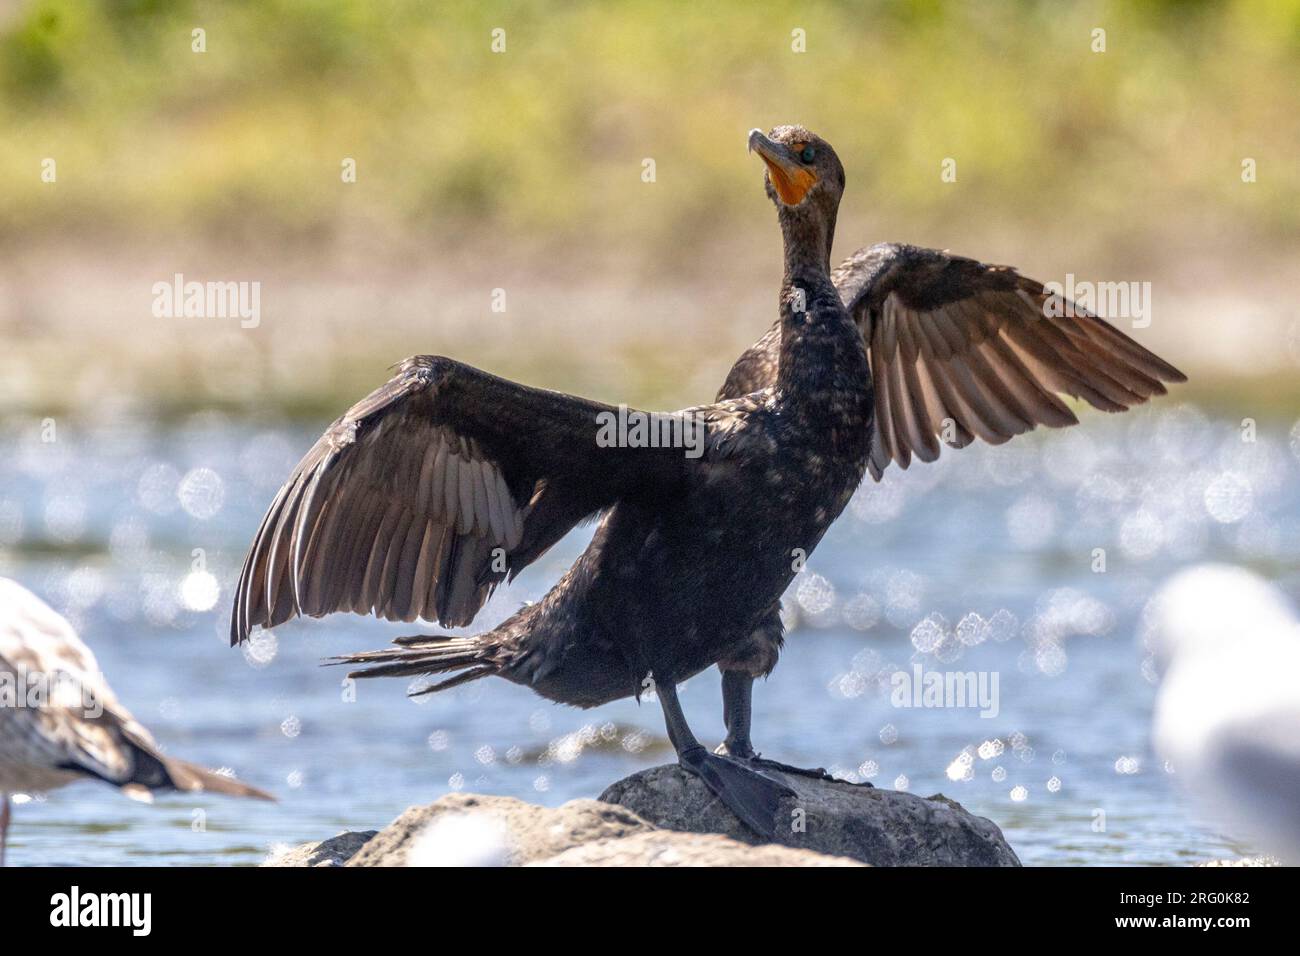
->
xmin=111 ymin=728 xmax=274 ymax=801
xmin=409 ymin=665 xmax=496 ymax=695
xmin=331 ymin=633 xmax=498 ymax=694
xmin=161 ymin=757 xmax=275 ymax=801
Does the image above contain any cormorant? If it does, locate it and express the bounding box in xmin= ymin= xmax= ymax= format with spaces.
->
xmin=229 ymin=126 xmax=1184 ymax=837
xmin=0 ymin=578 xmax=271 ymax=865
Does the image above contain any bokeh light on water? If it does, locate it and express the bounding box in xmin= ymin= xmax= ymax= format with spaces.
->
xmin=0 ymin=402 xmax=1295 ymax=865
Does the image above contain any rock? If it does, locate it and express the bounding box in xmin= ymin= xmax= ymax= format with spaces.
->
xmin=343 ymin=792 xmax=657 ymax=866
xmin=265 ymin=792 xmax=857 ymax=867
xmin=264 ymin=830 xmax=377 ymax=867
xmin=529 ymin=830 xmax=861 ymax=866
xmin=266 ymin=766 xmax=1019 ymax=866
xmin=599 ymin=764 xmax=1020 ymax=866
xmin=1195 ymin=856 xmax=1279 ymax=867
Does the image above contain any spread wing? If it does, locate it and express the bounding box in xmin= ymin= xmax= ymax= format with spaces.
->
xmin=231 ymin=355 xmax=686 ymax=644
xmin=720 ymin=243 xmax=1186 ymax=479
xmin=835 ymin=244 xmax=1186 ymax=479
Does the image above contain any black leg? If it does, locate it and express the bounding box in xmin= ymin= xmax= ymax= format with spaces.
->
xmin=715 ymin=671 xmax=872 ymax=787
xmin=655 ymin=677 xmax=794 ymax=839
xmin=716 ymin=669 xmax=756 ymax=758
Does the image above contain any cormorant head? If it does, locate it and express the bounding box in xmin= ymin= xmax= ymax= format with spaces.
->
xmin=748 ymin=125 xmax=845 ymax=271
xmin=747 ymin=125 xmax=845 ymax=216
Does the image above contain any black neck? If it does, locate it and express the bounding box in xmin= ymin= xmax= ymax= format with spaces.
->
xmin=774 ymin=203 xmax=856 ymax=395
xmin=779 ymin=201 xmax=837 ymax=288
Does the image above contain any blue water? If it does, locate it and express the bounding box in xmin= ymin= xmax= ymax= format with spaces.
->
xmin=1 ymin=405 xmax=1296 ymax=865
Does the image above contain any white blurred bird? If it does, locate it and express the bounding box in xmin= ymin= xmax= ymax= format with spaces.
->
xmin=0 ymin=577 xmax=271 ymax=865
xmin=405 ymin=813 xmax=509 ymax=867
xmin=1144 ymin=563 xmax=1300 ymax=863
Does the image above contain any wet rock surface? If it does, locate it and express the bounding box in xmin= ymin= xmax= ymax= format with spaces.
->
xmin=600 ymin=764 xmax=1021 ymax=867
xmin=268 ymin=765 xmax=1019 ymax=866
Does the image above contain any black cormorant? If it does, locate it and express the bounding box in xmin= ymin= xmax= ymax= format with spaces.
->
xmin=229 ymin=126 xmax=1184 ymax=836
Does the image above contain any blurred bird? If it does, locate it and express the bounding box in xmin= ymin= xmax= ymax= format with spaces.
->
xmin=1145 ymin=564 xmax=1300 ymax=863
xmin=405 ymin=813 xmax=509 ymax=867
xmin=231 ymin=125 xmax=1183 ymax=837
xmin=0 ymin=578 xmax=272 ymax=865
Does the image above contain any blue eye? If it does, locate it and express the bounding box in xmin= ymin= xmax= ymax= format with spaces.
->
xmin=800 ymin=145 xmax=816 ymax=163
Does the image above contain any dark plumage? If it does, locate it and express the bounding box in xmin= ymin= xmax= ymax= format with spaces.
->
xmin=725 ymin=241 xmax=1185 ymax=480
xmin=230 ymin=125 xmax=1184 ymax=835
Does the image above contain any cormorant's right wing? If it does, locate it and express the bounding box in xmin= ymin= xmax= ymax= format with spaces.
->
xmin=231 ymin=356 xmax=687 ymax=644
xmin=837 ymin=243 xmax=1186 ymax=479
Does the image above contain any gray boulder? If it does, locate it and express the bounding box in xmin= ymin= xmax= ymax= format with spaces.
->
xmin=530 ymin=830 xmax=860 ymax=866
xmin=265 ymin=765 xmax=1019 ymax=866
xmin=600 ymin=764 xmax=1020 ymax=866
xmin=263 ymin=791 xmax=857 ymax=866
xmin=1195 ymin=856 xmax=1279 ymax=867
xmin=265 ymin=830 xmax=378 ymax=867
xmin=344 ymin=792 xmax=653 ymax=867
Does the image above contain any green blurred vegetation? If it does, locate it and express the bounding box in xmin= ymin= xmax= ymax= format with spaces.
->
xmin=1 ymin=0 xmax=1297 ymax=420
xmin=1 ymin=0 xmax=1297 ymax=250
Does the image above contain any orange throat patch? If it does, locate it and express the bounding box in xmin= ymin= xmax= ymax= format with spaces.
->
xmin=764 ymin=160 xmax=817 ymax=205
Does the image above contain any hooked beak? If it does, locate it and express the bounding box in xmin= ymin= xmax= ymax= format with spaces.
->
xmin=747 ymin=128 xmax=817 ymax=206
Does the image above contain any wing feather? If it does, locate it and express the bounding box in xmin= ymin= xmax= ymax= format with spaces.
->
xmin=230 ymin=356 xmax=685 ymax=643
xmin=734 ymin=243 xmax=1184 ymax=480
xmin=828 ymin=244 xmax=1185 ymax=477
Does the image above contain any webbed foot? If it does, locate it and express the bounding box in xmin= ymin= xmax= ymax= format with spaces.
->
xmin=713 ymin=739 xmax=756 ymax=759
xmin=748 ymin=755 xmax=873 ymax=785
xmin=679 ymin=745 xmax=795 ymax=839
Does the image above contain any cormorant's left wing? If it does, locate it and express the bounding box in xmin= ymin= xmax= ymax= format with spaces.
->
xmin=832 ymin=243 xmax=1187 ymax=479
xmin=231 ymin=356 xmax=688 ymax=644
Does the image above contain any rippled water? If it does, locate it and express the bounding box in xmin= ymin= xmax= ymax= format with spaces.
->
xmin=2 ymin=406 xmax=1298 ymax=866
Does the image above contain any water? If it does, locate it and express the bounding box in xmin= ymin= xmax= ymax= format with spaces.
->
xmin=2 ymin=406 xmax=1298 ymax=866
